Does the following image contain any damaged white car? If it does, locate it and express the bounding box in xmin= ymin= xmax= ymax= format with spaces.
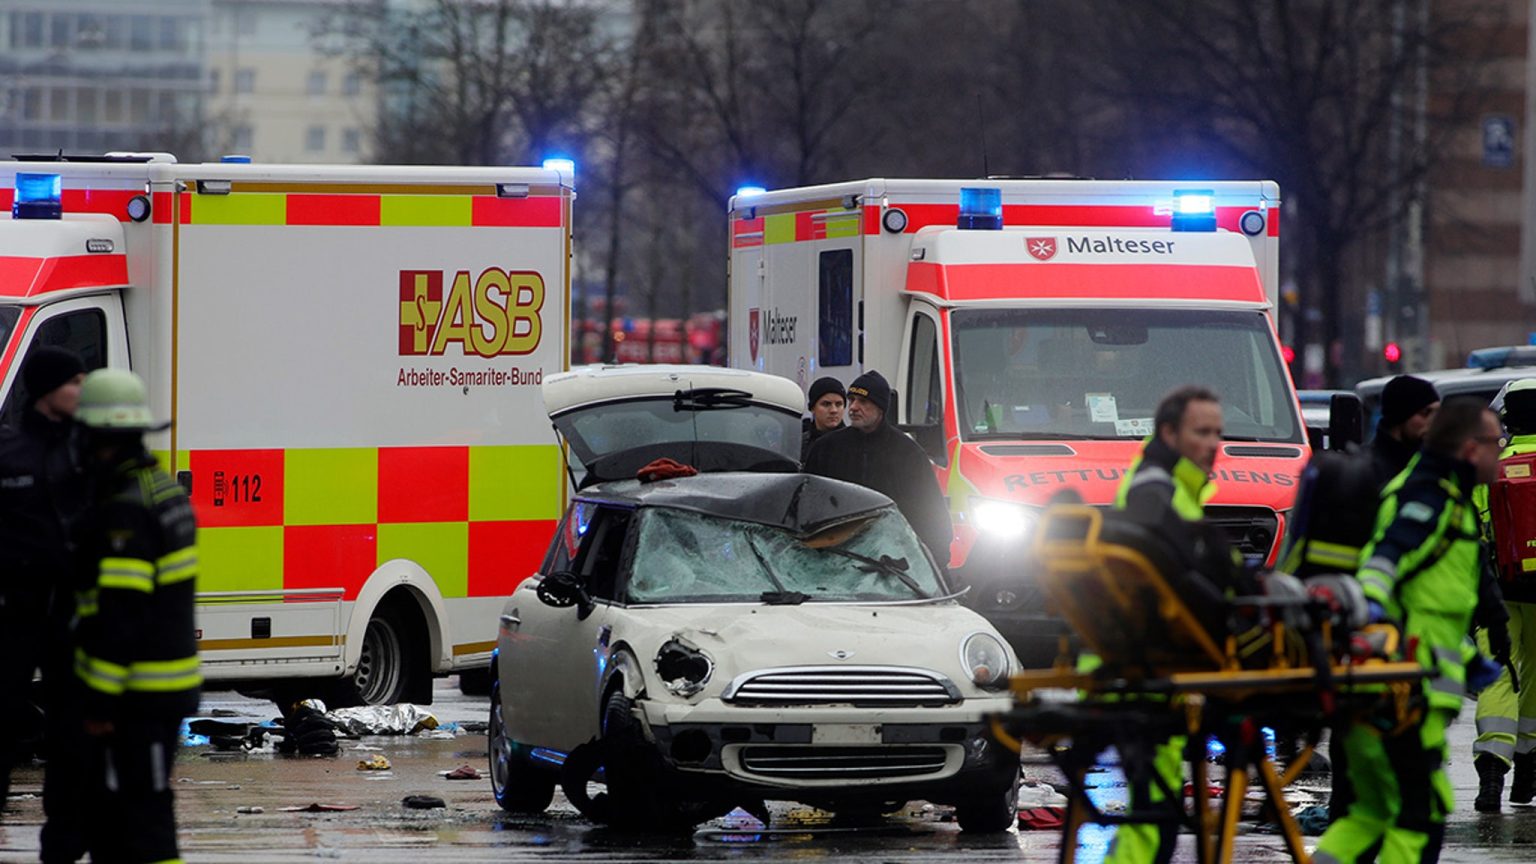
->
xmin=488 ymin=366 xmax=1021 ymax=832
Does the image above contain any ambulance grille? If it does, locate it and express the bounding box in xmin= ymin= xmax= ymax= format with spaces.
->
xmin=738 ymin=745 xmax=952 ymax=780
xmin=1204 ymin=506 xmax=1280 ymax=559
xmin=722 ymin=666 xmax=962 ymax=707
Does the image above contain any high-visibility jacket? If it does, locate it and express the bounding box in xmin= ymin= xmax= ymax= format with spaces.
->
xmin=1474 ymin=434 xmax=1536 ymax=604
xmin=74 ymin=451 xmax=201 ymax=719
xmin=1357 ymin=450 xmax=1483 ymax=712
xmin=1116 ymin=436 xmax=1215 ymax=522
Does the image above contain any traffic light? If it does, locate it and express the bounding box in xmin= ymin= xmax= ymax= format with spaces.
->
xmin=1384 ymin=341 xmax=1402 ymax=372
xmin=1280 ymin=344 xmax=1296 ymax=366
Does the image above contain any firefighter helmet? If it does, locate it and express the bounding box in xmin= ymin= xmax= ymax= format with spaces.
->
xmin=1498 ymin=378 xmax=1536 ymax=436
xmin=76 ymin=368 xmax=162 ymax=430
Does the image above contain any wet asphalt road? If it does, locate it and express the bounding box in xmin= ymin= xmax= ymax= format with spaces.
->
xmin=2 ymin=678 xmax=1535 ymax=862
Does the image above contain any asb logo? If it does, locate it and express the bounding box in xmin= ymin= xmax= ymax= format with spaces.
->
xmin=749 ymin=307 xmax=761 ymax=362
xmin=399 ymin=268 xmax=545 ymax=358
xmin=1026 ymin=237 xmax=1057 ymax=261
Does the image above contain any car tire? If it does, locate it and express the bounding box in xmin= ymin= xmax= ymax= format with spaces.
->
xmin=954 ymin=769 xmax=1021 ymax=834
xmin=598 ymin=690 xmax=726 ymax=833
xmin=489 ymin=678 xmax=556 ymax=813
xmin=330 ymin=598 xmax=427 ymax=708
xmin=458 ymin=665 xmax=492 ymax=696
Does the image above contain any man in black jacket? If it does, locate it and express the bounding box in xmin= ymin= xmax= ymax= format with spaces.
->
xmin=804 ymin=370 xmax=953 ymax=566
xmin=0 ymin=347 xmax=88 ymax=850
xmin=800 ymin=376 xmax=845 ymax=462
xmin=1370 ymin=375 xmax=1439 ymax=488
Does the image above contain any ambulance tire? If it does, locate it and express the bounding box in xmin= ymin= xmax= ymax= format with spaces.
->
xmin=331 ymin=596 xmax=429 ymax=707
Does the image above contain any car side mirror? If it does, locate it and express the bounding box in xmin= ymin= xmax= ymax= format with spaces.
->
xmin=1327 ymin=393 xmax=1365 ymax=450
xmin=536 ymin=570 xmax=593 ymax=617
xmin=899 ymin=422 xmax=949 ymax=466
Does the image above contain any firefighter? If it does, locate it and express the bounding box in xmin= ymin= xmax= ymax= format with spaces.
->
xmin=71 ymin=368 xmax=200 ymax=864
xmin=803 ymin=370 xmax=952 ymax=564
xmin=801 ymin=376 xmax=845 ymax=462
xmin=1370 ymin=375 xmax=1440 ymax=488
xmin=1102 ymin=385 xmax=1229 ymax=864
xmin=1471 ymin=378 xmax=1536 ymax=812
xmin=1313 ymin=397 xmax=1503 ymax=864
xmin=0 ymin=347 xmax=90 ymax=860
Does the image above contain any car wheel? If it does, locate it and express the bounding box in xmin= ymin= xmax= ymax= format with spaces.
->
xmin=954 ymin=769 xmax=1021 ymax=834
xmin=458 ymin=665 xmax=492 ymax=696
xmin=489 ymin=678 xmax=556 ymax=813
xmin=598 ymin=690 xmax=724 ymax=833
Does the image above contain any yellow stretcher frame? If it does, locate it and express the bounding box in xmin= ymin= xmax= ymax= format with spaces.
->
xmin=988 ymin=506 xmax=1425 ymax=864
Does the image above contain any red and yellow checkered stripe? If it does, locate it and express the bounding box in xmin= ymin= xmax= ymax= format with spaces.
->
xmin=175 ymin=445 xmax=563 ymax=600
xmin=150 ymin=185 xmax=565 ymax=227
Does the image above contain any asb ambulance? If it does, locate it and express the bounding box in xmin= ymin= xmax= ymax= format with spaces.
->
xmin=0 ymin=154 xmax=571 ymax=704
xmin=728 ymin=179 xmax=1327 ymax=663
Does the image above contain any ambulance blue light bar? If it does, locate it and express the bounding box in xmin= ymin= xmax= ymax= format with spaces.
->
xmin=736 ymin=185 xmax=767 ymax=198
xmin=1171 ymin=189 xmax=1216 ymax=232
xmin=542 ymin=157 xmax=575 ymax=176
xmin=958 ymin=187 xmax=1002 ymax=230
xmin=13 ymin=172 xmax=62 ymax=220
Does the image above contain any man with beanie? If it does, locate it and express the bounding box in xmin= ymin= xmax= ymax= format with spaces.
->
xmin=801 ymin=376 xmax=846 ymax=462
xmin=0 ymin=346 xmax=91 ymax=859
xmin=803 ymin=370 xmax=953 ymax=565
xmin=1371 ymin=374 xmax=1440 ymax=488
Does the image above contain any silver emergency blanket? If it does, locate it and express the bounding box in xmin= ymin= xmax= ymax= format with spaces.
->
xmin=324 ymin=704 xmax=439 ymax=736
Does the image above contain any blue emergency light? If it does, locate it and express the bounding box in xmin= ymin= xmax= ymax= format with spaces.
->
xmin=1171 ymin=189 xmax=1216 ymax=232
xmin=542 ymin=157 xmax=576 ymax=176
xmin=221 ymin=154 xmax=252 ymax=163
xmin=13 ymin=172 xmax=62 ymax=220
xmin=736 ymin=185 xmax=767 ymax=198
xmin=958 ymin=187 xmax=1002 ymax=230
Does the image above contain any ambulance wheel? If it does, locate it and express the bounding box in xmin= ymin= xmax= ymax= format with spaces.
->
xmin=332 ymin=597 xmax=428 ymax=707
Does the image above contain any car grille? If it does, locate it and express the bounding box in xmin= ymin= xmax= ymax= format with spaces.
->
xmin=738 ymin=745 xmax=951 ymax=779
xmin=1204 ymin=505 xmax=1280 ymax=559
xmin=722 ymin=666 xmax=961 ymax=707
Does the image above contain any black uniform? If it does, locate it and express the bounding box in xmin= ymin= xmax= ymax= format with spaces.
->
xmin=1369 ymin=425 xmax=1418 ymax=490
xmin=75 ymin=450 xmax=200 ymax=864
xmin=800 ymin=417 xmax=842 ymax=463
xmin=803 ymin=423 xmax=953 ymax=565
xmin=0 ymin=407 xmax=89 ymax=843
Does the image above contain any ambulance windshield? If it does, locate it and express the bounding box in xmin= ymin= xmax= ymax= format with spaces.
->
xmin=951 ymin=308 xmax=1301 ymax=443
xmin=0 ymin=307 xmax=16 ymax=352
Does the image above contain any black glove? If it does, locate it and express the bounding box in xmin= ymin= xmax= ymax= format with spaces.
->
xmin=1488 ymin=624 xmax=1520 ymax=694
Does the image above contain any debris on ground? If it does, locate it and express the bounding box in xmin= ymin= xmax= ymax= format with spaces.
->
xmin=459 ymin=721 xmax=489 ymax=734
xmin=275 ymin=703 xmax=341 ymax=756
xmin=356 ymin=754 xmax=392 ymax=771
xmin=325 ymin=704 xmax=438 ymax=736
xmin=1018 ymin=779 xmax=1068 ymax=809
xmin=1018 ymin=807 xmax=1066 ymax=830
xmin=278 ymin=803 xmax=360 ymax=813
xmin=235 ymin=806 xmax=264 ymax=814
xmin=402 ymin=795 xmax=446 ymax=809
xmin=441 ymin=764 xmax=481 ymax=780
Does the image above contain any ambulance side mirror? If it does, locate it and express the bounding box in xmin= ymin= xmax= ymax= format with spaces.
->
xmin=1327 ymin=393 xmax=1365 ymax=450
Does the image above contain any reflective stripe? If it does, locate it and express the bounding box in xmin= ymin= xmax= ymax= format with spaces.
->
xmin=1311 ymin=851 xmax=1345 ymax=864
xmin=75 ymin=650 xmax=128 ymax=696
xmin=74 ymin=589 xmax=98 ymax=618
xmin=1430 ymin=675 xmax=1466 ymax=698
xmin=1475 ymin=739 xmax=1516 ymax=761
xmin=156 ymin=547 xmax=198 ymax=586
xmin=1519 ymin=718 xmax=1536 ymax=735
xmin=98 ymin=556 xmax=154 ymax=593
xmin=125 ymin=656 xmax=202 ymax=693
xmin=1363 ymin=556 xmax=1398 ymax=579
xmin=1478 ymin=716 xmax=1519 ymax=736
xmin=1128 ymin=466 xmax=1171 ymax=489
xmin=1519 ymin=739 xmax=1536 ymax=755
xmin=1433 ymin=646 xmax=1463 ymax=665
xmin=1306 ymin=540 xmax=1361 ymax=569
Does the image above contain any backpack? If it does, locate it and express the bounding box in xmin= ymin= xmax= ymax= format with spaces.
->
xmin=1278 ymin=447 xmax=1381 ymax=579
xmin=1489 ymin=450 xmax=1536 ymax=583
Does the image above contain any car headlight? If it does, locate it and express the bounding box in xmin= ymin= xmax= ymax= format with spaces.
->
xmin=961 ymin=631 xmax=1012 ymax=688
xmin=970 ymin=499 xmax=1038 ymax=540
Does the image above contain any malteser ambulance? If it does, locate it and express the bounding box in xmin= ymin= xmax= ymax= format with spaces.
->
xmin=729 ymin=179 xmax=1352 ymax=663
xmin=0 ymin=155 xmax=571 ymax=704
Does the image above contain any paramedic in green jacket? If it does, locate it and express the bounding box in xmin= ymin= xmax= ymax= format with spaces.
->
xmin=1314 ymin=398 xmax=1503 ymax=864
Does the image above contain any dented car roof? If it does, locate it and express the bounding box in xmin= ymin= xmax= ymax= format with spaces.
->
xmin=577 ymin=471 xmax=894 ymax=535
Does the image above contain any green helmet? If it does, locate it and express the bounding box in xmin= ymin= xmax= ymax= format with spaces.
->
xmin=77 ymin=368 xmax=160 ymax=430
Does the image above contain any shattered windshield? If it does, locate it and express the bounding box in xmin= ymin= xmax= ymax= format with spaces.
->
xmin=951 ymin=307 xmax=1300 ymax=443
xmin=627 ymin=507 xmax=944 ymax=604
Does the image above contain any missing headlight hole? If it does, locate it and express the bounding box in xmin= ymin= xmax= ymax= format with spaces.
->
xmin=656 ymin=637 xmax=713 ymax=697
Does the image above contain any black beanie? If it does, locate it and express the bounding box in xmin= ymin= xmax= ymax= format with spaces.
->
xmin=1380 ymin=375 xmax=1439 ymax=428
xmin=23 ymin=346 xmax=85 ymax=402
xmin=807 ymin=376 xmax=845 ymax=409
xmin=846 ymin=370 xmax=892 ymax=416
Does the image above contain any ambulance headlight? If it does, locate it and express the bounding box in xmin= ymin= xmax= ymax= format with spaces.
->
xmin=1171 ymin=189 xmax=1216 ymax=232
xmin=13 ymin=172 xmax=62 ymax=220
xmin=971 ymin=498 xmax=1038 ymax=541
xmin=961 ymin=632 xmax=1011 ymax=688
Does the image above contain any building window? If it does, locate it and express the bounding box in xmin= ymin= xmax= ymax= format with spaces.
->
xmin=232 ymin=125 xmax=254 ymax=152
xmin=305 ymin=125 xmax=326 ymax=152
xmin=234 ymin=68 xmax=255 ymax=94
xmin=158 ymin=17 xmax=180 ymax=51
xmin=50 ymin=12 xmax=71 ymax=48
xmin=209 ymin=68 xmax=220 ymax=94
xmin=104 ymin=90 xmax=123 ymax=123
xmin=236 ymin=10 xmax=256 ymax=36
xmin=306 ymin=70 xmax=327 ymax=97
xmin=19 ymin=12 xmax=44 ymax=48
xmin=130 ymin=14 xmax=153 ymax=50
xmin=341 ymin=128 xmax=361 ymax=154
xmin=343 ymin=72 xmax=362 ymax=97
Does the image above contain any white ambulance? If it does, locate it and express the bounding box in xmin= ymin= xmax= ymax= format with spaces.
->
xmin=0 ymin=154 xmax=572 ymax=705
xmin=728 ymin=179 xmax=1355 ymax=664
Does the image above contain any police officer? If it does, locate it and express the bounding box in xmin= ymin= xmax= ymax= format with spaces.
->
xmin=803 ymin=370 xmax=952 ymax=565
xmin=1471 ymin=378 xmax=1536 ymax=811
xmin=0 ymin=347 xmax=89 ymax=850
xmin=1314 ymin=397 xmax=1503 ymax=864
xmin=72 ymin=369 xmax=200 ymax=864
xmin=1370 ymin=375 xmax=1440 ymax=488
xmin=1100 ymin=385 xmax=1229 ymax=864
xmin=801 ymin=376 xmax=845 ymax=462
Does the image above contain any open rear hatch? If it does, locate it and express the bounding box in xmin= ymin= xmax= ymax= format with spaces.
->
xmin=542 ymin=365 xmax=805 ymax=488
